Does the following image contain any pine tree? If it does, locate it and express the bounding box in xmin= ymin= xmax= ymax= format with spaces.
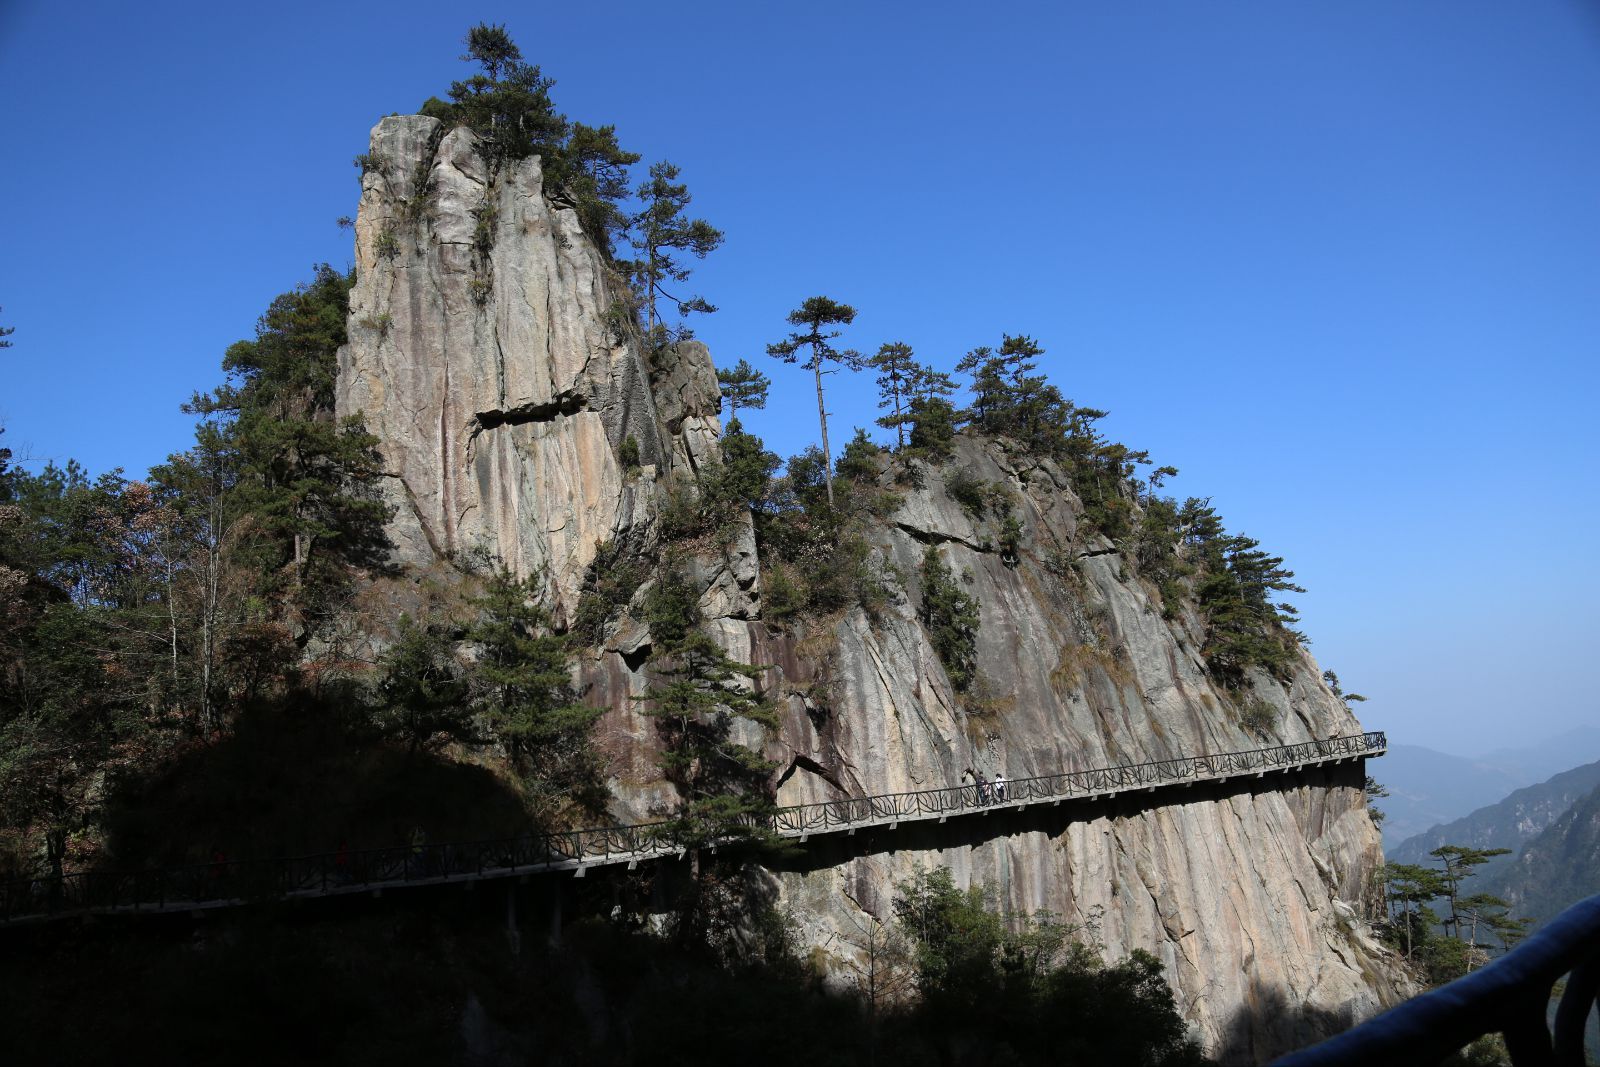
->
xmin=447 ymin=24 xmax=568 ymax=164
xmin=637 ymin=568 xmax=776 ymax=860
xmin=995 ymin=333 xmax=1043 ymax=394
xmin=0 ymin=467 xmax=141 ymax=880
xmin=767 ymin=296 xmax=860 ymax=506
xmin=629 ymin=161 xmax=723 ymax=351
xmin=701 ymin=419 xmax=780 ymax=536
xmin=561 ymin=123 xmax=642 ymax=256
xmin=955 ymin=346 xmax=1005 ymax=431
xmin=1429 ymin=845 xmax=1512 ymax=943
xmin=868 ymin=342 xmax=919 ymax=448
xmin=0 ymin=307 xmax=13 ymax=348
xmin=905 ymin=365 xmax=961 ymax=460
xmin=1322 ymin=670 xmax=1367 ymax=704
xmin=1381 ymin=862 xmax=1448 ymax=959
xmin=716 ymin=359 xmax=771 ymax=421
xmin=190 ymin=266 xmax=392 ymax=630
xmin=1145 ymin=464 xmax=1178 ymax=505
xmin=375 ymin=615 xmax=473 ymax=754
xmin=430 ymin=26 xmax=639 ymax=253
xmin=468 ymin=571 xmax=607 ymax=817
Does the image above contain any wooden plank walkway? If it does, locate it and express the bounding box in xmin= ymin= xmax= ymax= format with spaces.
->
xmin=0 ymin=731 xmax=1385 ymax=924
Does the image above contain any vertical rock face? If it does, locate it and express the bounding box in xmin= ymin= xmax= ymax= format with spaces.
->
xmin=336 ymin=116 xmax=1404 ymax=1062
xmin=336 ymin=116 xmax=724 ymax=617
xmin=749 ymin=442 xmax=1403 ymax=1061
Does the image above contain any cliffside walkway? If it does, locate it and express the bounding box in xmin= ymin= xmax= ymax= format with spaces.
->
xmin=1 ymin=731 xmax=1385 ymax=925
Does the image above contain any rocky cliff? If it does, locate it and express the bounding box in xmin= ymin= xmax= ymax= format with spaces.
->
xmin=337 ymin=115 xmax=736 ymax=619
xmin=336 ymin=115 xmax=1404 ymax=1062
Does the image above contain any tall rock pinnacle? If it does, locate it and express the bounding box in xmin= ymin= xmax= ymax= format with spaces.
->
xmin=336 ymin=115 xmax=723 ymax=617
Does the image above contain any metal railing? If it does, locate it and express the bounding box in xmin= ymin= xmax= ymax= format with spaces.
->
xmin=1275 ymin=892 xmax=1600 ymax=1066
xmin=0 ymin=730 xmax=1384 ymax=924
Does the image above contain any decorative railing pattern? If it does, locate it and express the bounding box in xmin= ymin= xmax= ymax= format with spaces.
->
xmin=0 ymin=731 xmax=1383 ymax=924
xmin=1275 ymin=892 xmax=1600 ymax=1066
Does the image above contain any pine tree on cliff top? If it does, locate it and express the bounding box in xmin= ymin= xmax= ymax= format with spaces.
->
xmin=446 ymin=24 xmax=567 ymax=163
xmin=869 ymin=341 xmax=919 ymax=449
xmin=629 ymin=160 xmax=723 ymax=351
xmin=717 ymin=359 xmax=770 ymax=421
xmin=424 ymin=25 xmax=640 ymax=255
xmin=767 ymin=296 xmax=861 ymax=506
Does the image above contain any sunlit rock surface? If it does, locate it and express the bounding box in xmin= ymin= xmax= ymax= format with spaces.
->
xmin=337 ymin=115 xmax=721 ymax=619
xmin=337 ymin=116 xmax=1405 ymax=1063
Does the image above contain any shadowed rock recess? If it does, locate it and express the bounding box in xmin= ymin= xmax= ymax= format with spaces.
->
xmin=336 ymin=115 xmax=1405 ymax=1061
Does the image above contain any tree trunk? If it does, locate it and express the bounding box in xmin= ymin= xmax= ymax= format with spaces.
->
xmin=201 ymin=522 xmax=220 ymax=732
xmin=814 ymin=355 xmax=833 ymax=506
xmin=166 ymin=556 xmax=180 ymax=707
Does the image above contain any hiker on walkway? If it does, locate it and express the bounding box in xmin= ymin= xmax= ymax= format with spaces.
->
xmin=993 ymin=773 xmax=1007 ymax=802
xmin=976 ymin=772 xmax=991 ymax=804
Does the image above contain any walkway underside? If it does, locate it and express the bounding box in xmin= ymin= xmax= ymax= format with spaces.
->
xmin=1 ymin=732 xmax=1386 ymax=924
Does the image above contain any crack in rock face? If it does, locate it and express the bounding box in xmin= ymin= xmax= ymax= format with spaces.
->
xmin=469 ymin=393 xmax=589 ymax=435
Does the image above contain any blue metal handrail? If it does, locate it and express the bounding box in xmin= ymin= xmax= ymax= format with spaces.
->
xmin=0 ymin=730 xmax=1384 ymax=924
xmin=1275 ymin=893 xmax=1600 ymax=1066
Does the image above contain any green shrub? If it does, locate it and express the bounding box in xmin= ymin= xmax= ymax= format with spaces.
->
xmin=657 ymin=476 xmax=704 ymax=542
xmin=998 ymin=512 xmax=1023 ymax=561
xmin=920 ymin=547 xmax=980 ymax=692
xmin=1239 ymin=698 xmax=1278 ymax=739
xmin=945 ymin=470 xmax=990 ymax=517
xmin=617 ymin=435 xmax=640 ymax=472
xmin=473 ymin=201 xmax=499 ymax=257
xmin=569 ymin=536 xmax=649 ymax=648
xmin=760 ymin=561 xmax=804 ymax=623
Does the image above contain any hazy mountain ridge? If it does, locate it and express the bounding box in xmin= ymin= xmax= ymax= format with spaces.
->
xmin=1480 ymin=782 xmax=1600 ymax=928
xmin=1373 ymin=727 xmax=1600 ymax=848
xmin=1388 ymin=758 xmax=1600 ymax=868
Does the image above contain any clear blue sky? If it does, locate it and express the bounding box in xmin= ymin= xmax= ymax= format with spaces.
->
xmin=2 ymin=1 xmax=1597 ymax=757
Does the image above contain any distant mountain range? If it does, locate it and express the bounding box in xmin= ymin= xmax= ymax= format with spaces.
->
xmin=1481 ymin=782 xmax=1600 ymax=929
xmin=1372 ymin=727 xmax=1600 ymax=848
xmin=1388 ymin=758 xmax=1600 ymax=869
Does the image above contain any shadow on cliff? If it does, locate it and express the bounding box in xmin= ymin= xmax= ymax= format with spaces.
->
xmin=99 ymin=699 xmax=532 ymax=869
xmin=767 ymin=761 xmax=1367 ymax=876
xmin=1213 ymin=981 xmax=1357 ymax=1065
xmin=0 ymin=866 xmax=1211 ymax=1067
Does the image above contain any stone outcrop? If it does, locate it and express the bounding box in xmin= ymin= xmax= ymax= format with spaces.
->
xmin=745 ymin=438 xmax=1405 ymax=1061
xmin=335 ymin=116 xmax=1404 ymax=1063
xmin=336 ymin=116 xmax=725 ymax=619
